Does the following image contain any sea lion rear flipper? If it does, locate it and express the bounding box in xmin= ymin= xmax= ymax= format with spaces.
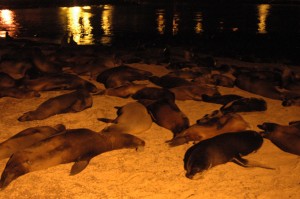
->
xmin=232 ymin=156 xmax=275 ymax=170
xmin=70 ymin=158 xmax=92 ymax=175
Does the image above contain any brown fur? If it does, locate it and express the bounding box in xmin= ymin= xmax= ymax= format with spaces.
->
xmin=18 ymin=89 xmax=92 ymax=121
xmin=0 ymin=129 xmax=145 ymax=189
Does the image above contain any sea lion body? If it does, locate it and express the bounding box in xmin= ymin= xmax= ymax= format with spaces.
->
xmin=98 ymin=102 xmax=152 ymax=134
xmin=0 ymin=129 xmax=145 ymax=189
xmin=18 ymin=89 xmax=92 ymax=121
xmin=0 ymin=124 xmax=66 ymax=160
xmin=220 ymin=97 xmax=267 ymax=114
xmin=96 ymin=65 xmax=152 ymax=88
xmin=235 ymin=74 xmax=283 ymax=100
xmin=201 ymin=94 xmax=244 ymax=105
xmin=132 ymin=87 xmax=175 ymax=102
xmin=140 ymin=99 xmax=189 ymax=137
xmin=258 ymin=122 xmax=300 ymax=155
xmin=169 ymin=112 xmax=249 ymax=146
xmin=169 ymin=85 xmax=220 ymax=101
xmin=149 ymin=75 xmax=193 ymax=89
xmin=100 ymin=83 xmax=147 ymax=98
xmin=184 ymin=131 xmax=263 ymax=179
xmin=21 ymin=73 xmax=98 ymax=93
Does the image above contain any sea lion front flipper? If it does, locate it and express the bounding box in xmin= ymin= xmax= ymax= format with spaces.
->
xmin=232 ymin=156 xmax=275 ymax=170
xmin=70 ymin=158 xmax=92 ymax=175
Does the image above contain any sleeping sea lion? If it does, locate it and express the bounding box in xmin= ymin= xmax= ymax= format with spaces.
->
xmin=169 ymin=85 xmax=220 ymax=101
xmin=282 ymin=96 xmax=300 ymax=107
xmin=220 ymin=97 xmax=267 ymax=114
xmin=98 ymin=101 xmax=152 ymax=134
xmin=0 ymin=129 xmax=145 ymax=189
xmin=18 ymin=89 xmax=92 ymax=122
xmin=132 ymin=87 xmax=175 ymax=102
xmin=96 ymin=65 xmax=152 ymax=88
xmin=184 ymin=131 xmax=272 ymax=180
xmin=139 ymin=98 xmax=189 ymax=138
xmin=169 ymin=111 xmax=249 ymax=146
xmin=149 ymin=75 xmax=193 ymax=89
xmin=201 ymin=94 xmax=244 ymax=105
xmin=235 ymin=74 xmax=283 ymax=100
xmin=21 ymin=73 xmax=98 ymax=93
xmin=0 ymin=124 xmax=66 ymax=160
xmin=96 ymin=83 xmax=147 ymax=98
xmin=258 ymin=122 xmax=300 ymax=155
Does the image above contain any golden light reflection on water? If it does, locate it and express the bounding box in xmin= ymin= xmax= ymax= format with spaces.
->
xmin=194 ymin=12 xmax=203 ymax=34
xmin=60 ymin=6 xmax=93 ymax=45
xmin=0 ymin=9 xmax=17 ymax=38
xmin=156 ymin=9 xmax=165 ymax=35
xmin=257 ymin=4 xmax=271 ymax=34
xmin=172 ymin=12 xmax=180 ymax=35
xmin=101 ymin=5 xmax=113 ymax=45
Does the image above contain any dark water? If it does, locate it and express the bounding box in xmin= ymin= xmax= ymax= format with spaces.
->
xmin=0 ymin=3 xmax=299 ymax=62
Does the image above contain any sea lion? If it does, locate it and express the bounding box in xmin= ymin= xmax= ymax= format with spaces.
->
xmin=201 ymin=94 xmax=244 ymax=105
xmin=184 ymin=131 xmax=271 ymax=180
xmin=169 ymin=111 xmax=249 ymax=146
xmin=96 ymin=83 xmax=147 ymax=98
xmin=169 ymin=85 xmax=220 ymax=101
xmin=0 ymin=129 xmax=145 ymax=189
xmin=98 ymin=101 xmax=152 ymax=134
xmin=21 ymin=73 xmax=98 ymax=93
xmin=132 ymin=87 xmax=175 ymax=102
xmin=0 ymin=87 xmax=40 ymax=99
xmin=0 ymin=124 xmax=66 ymax=160
xmin=149 ymin=75 xmax=193 ymax=89
xmin=235 ymin=74 xmax=283 ymax=100
xmin=139 ymin=98 xmax=190 ymax=138
xmin=18 ymin=89 xmax=92 ymax=122
xmin=220 ymin=97 xmax=267 ymax=114
xmin=96 ymin=65 xmax=152 ymax=88
xmin=258 ymin=122 xmax=300 ymax=155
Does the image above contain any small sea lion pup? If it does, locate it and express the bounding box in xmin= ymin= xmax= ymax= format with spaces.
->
xmin=98 ymin=101 xmax=152 ymax=134
xmin=0 ymin=129 xmax=145 ymax=189
xmin=220 ymin=97 xmax=267 ymax=114
xmin=258 ymin=122 xmax=300 ymax=155
xmin=184 ymin=131 xmax=272 ymax=180
xmin=169 ymin=111 xmax=249 ymax=146
xmin=0 ymin=124 xmax=66 ymax=160
xmin=18 ymin=89 xmax=92 ymax=122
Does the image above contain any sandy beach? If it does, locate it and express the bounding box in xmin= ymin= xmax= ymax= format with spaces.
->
xmin=0 ymin=42 xmax=299 ymax=199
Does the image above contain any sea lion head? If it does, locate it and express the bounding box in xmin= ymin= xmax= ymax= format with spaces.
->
xmin=184 ymin=149 xmax=209 ymax=180
xmin=257 ymin=123 xmax=278 ymax=137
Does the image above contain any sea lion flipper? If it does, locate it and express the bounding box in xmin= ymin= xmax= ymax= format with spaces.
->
xmin=232 ymin=156 xmax=275 ymax=170
xmin=70 ymin=158 xmax=91 ymax=175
